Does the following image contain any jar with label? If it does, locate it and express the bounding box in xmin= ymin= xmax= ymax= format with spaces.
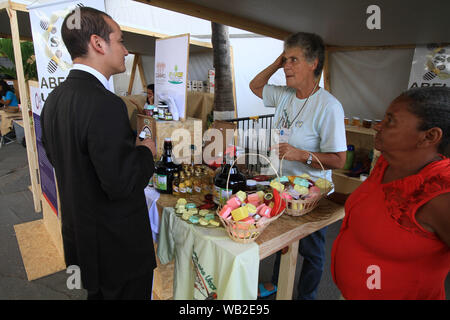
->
xmin=179 ymin=171 xmax=187 ymax=195
xmin=362 ymin=119 xmax=372 ymax=128
xmin=158 ymin=102 xmax=168 ymax=121
xmin=154 ymin=138 xmax=181 ymax=194
xmin=185 ymin=171 xmax=193 ymax=195
xmin=352 ymin=117 xmax=361 ymax=127
xmin=172 ymin=172 xmax=180 ymax=196
xmin=153 ymin=107 xmax=159 ymax=120
xmin=193 ymin=171 xmax=202 ymax=194
xmin=165 ymin=112 xmax=173 ymax=121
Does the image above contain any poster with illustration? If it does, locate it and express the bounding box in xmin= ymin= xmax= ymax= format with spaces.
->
xmin=28 ymin=0 xmax=111 ymax=104
xmin=155 ymin=34 xmax=189 ymax=120
xmin=408 ymin=44 xmax=450 ymax=89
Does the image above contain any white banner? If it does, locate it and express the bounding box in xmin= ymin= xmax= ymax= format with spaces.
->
xmin=28 ymin=0 xmax=109 ymax=103
xmin=408 ymin=44 xmax=450 ymax=89
xmin=155 ymin=34 xmax=189 ymax=120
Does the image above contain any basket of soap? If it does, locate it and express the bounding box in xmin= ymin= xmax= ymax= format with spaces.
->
xmin=216 ymin=153 xmax=287 ymax=244
xmin=279 ymin=152 xmax=333 ymax=217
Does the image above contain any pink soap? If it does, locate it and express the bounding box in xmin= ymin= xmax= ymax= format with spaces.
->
xmin=259 ymin=206 xmax=272 ymax=218
xmin=281 ymin=192 xmax=293 ymax=200
xmin=219 ymin=205 xmax=232 ymax=219
xmin=256 ymin=204 xmax=266 ymax=214
xmin=247 ymin=193 xmax=260 ymax=203
xmin=226 ymin=197 xmax=242 ymax=209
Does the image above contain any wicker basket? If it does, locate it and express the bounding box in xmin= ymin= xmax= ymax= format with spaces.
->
xmin=281 ymin=152 xmax=333 ymax=217
xmin=216 ymin=153 xmax=286 ymax=244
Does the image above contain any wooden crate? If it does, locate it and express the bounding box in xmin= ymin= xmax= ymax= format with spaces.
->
xmin=137 ymin=115 xmax=202 ymax=160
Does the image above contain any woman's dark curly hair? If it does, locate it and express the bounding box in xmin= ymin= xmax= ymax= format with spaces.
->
xmin=402 ymin=86 xmax=450 ymax=156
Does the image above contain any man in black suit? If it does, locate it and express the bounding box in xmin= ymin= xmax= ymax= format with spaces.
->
xmin=41 ymin=7 xmax=157 ymax=300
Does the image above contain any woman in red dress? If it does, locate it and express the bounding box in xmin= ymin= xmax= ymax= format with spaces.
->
xmin=331 ymin=87 xmax=450 ymax=300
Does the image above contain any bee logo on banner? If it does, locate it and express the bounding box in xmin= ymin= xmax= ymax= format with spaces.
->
xmin=408 ymin=44 xmax=450 ymax=89
xmin=28 ymin=0 xmax=109 ymax=103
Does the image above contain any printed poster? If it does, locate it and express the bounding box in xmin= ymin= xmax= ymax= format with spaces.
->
xmin=155 ymin=34 xmax=189 ymax=120
xmin=408 ymin=44 xmax=450 ymax=89
xmin=29 ymin=83 xmax=59 ymax=216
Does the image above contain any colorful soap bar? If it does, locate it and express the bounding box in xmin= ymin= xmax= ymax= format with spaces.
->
xmin=199 ymin=218 xmax=209 ymax=226
xmin=186 ymin=203 xmax=197 ymax=209
xmin=294 ymin=177 xmax=309 ymax=188
xmin=247 ymin=193 xmax=260 ymax=204
xmin=177 ymin=198 xmax=187 ymax=205
xmin=231 ymin=206 xmax=249 ymax=221
xmin=227 ymin=196 xmax=242 ymax=209
xmin=279 ymin=176 xmax=289 ymax=183
xmin=205 ymin=213 xmax=215 ymax=221
xmin=209 ymin=219 xmax=220 ymax=227
xmin=219 ymin=205 xmax=232 ymax=219
xmin=294 ymin=185 xmax=309 ymax=195
xmin=199 ymin=209 xmax=209 ymax=216
xmin=245 ymin=203 xmax=257 ymax=214
xmin=189 ymin=215 xmax=200 ymax=224
xmin=259 ymin=205 xmax=272 ymax=218
xmin=270 ymin=180 xmax=284 ymax=192
xmin=236 ymin=191 xmax=247 ymax=202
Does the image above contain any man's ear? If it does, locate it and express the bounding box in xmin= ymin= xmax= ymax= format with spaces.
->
xmin=89 ymin=34 xmax=105 ymax=54
xmin=419 ymin=127 xmax=443 ymax=149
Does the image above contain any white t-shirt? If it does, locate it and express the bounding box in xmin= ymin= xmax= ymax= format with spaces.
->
xmin=263 ymin=85 xmax=347 ymax=183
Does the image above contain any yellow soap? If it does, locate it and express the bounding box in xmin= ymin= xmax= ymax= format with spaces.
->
xmin=236 ymin=191 xmax=247 ymax=202
xmin=294 ymin=185 xmax=309 ymax=195
xmin=177 ymin=198 xmax=187 ymax=205
xmin=231 ymin=206 xmax=249 ymax=221
xmin=209 ymin=220 xmax=220 ymax=227
xmin=245 ymin=203 xmax=257 ymax=214
xmin=257 ymin=191 xmax=265 ymax=202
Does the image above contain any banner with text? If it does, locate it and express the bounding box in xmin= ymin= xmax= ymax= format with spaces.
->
xmin=29 ymin=83 xmax=59 ymax=216
xmin=408 ymin=44 xmax=450 ymax=89
xmin=28 ymin=0 xmax=109 ymax=103
xmin=155 ymin=34 xmax=189 ymax=120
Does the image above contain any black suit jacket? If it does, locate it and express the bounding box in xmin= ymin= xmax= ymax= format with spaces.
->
xmin=41 ymin=70 xmax=155 ymax=291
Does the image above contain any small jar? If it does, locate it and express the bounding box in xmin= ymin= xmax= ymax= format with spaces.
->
xmin=165 ymin=112 xmax=173 ymax=121
xmin=153 ymin=107 xmax=159 ymax=119
xmin=352 ymin=117 xmax=361 ymax=127
xmin=246 ymin=179 xmax=257 ymax=192
xmin=374 ymin=119 xmax=382 ymax=125
xmin=362 ymin=119 xmax=372 ymax=128
xmin=344 ymin=117 xmax=349 ymax=125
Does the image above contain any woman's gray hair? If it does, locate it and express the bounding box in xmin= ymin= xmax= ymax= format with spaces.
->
xmin=402 ymin=86 xmax=450 ymax=156
xmin=284 ymin=32 xmax=325 ymax=78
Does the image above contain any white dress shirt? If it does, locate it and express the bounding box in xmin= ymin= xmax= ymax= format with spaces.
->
xmin=72 ymin=64 xmax=114 ymax=93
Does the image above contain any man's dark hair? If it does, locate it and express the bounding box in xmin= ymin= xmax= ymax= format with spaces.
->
xmin=61 ymin=7 xmax=113 ymax=60
xmin=0 ymin=80 xmax=13 ymax=96
xmin=284 ymin=32 xmax=325 ymax=78
xmin=402 ymin=86 xmax=450 ymax=156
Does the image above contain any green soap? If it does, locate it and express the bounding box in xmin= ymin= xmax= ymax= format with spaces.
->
xmin=205 ymin=213 xmax=215 ymax=221
xmin=186 ymin=203 xmax=197 ymax=209
xmin=189 ymin=215 xmax=200 ymax=224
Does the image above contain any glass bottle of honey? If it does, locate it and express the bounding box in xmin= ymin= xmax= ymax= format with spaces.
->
xmin=172 ymin=172 xmax=180 ymax=196
xmin=179 ymin=171 xmax=187 ymax=196
xmin=193 ymin=170 xmax=202 ymax=195
xmin=185 ymin=171 xmax=193 ymax=196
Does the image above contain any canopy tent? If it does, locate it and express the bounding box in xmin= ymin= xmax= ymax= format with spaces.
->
xmin=133 ymin=0 xmax=449 ymax=120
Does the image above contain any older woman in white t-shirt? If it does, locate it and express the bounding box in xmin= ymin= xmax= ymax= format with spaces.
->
xmin=250 ymin=32 xmax=347 ymax=299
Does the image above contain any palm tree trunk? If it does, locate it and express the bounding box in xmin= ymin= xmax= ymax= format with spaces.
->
xmin=211 ymin=22 xmax=235 ymax=120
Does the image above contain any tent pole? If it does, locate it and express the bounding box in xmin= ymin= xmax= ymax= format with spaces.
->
xmin=8 ymin=7 xmax=42 ymax=213
xmin=137 ymin=55 xmax=147 ymax=92
xmin=127 ymin=54 xmax=138 ymax=95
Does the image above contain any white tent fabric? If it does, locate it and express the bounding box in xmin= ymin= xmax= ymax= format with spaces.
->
xmin=330 ymin=49 xmax=414 ymax=120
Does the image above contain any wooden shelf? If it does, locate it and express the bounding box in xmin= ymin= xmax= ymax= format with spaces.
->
xmin=345 ymin=125 xmax=376 ymax=136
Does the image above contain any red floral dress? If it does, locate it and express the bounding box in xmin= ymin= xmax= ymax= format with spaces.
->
xmin=331 ymin=155 xmax=450 ymax=299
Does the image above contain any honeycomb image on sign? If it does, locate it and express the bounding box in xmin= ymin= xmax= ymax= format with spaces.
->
xmin=423 ymin=46 xmax=450 ymax=81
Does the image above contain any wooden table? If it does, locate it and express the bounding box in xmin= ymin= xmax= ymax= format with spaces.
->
xmin=156 ymin=193 xmax=344 ymax=300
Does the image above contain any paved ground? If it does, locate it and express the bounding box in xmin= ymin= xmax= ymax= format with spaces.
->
xmin=0 ymin=141 xmax=448 ymax=300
